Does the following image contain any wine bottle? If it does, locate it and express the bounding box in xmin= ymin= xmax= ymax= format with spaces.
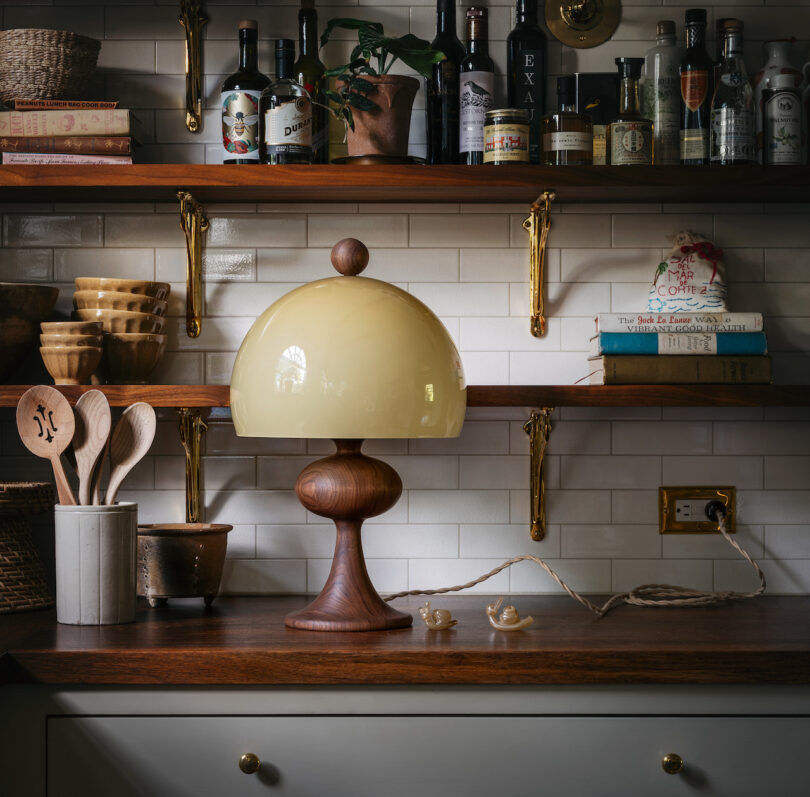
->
xmin=607 ymin=57 xmax=654 ymax=166
xmin=426 ymin=0 xmax=465 ymax=164
xmin=459 ymin=7 xmax=495 ymax=166
xmin=507 ymin=0 xmax=546 ymax=164
xmin=221 ymin=20 xmax=271 ymax=164
xmin=710 ymin=19 xmax=754 ymax=165
xmin=541 ymin=75 xmax=592 ymax=165
xmin=293 ymin=0 xmax=329 ymax=164
xmin=260 ymin=40 xmax=313 ymax=165
xmin=679 ymin=8 xmax=713 ymax=165
xmin=642 ymin=21 xmax=680 ymax=165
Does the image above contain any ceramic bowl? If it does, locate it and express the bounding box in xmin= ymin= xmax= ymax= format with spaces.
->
xmin=40 ymin=345 xmax=102 ymax=385
xmin=103 ymin=332 xmax=167 ymax=384
xmin=73 ymin=290 xmax=168 ymax=316
xmin=0 ymin=283 xmax=59 ymax=381
xmin=74 ymin=278 xmax=171 ymax=300
xmin=40 ymin=333 xmax=104 ymax=347
xmin=137 ymin=523 xmax=233 ymax=607
xmin=41 ymin=320 xmax=103 ymax=335
xmin=72 ymin=308 xmax=166 ymax=334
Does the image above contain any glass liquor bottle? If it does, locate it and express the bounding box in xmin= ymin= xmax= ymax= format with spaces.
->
xmin=642 ymin=21 xmax=680 ymax=165
xmin=459 ymin=7 xmax=495 ymax=166
xmin=293 ymin=0 xmax=328 ymax=164
xmin=542 ymin=75 xmax=592 ymax=165
xmin=679 ymin=8 xmax=713 ymax=165
xmin=763 ymin=74 xmax=803 ymax=166
xmin=260 ymin=40 xmax=313 ymax=165
xmin=710 ymin=19 xmax=754 ymax=165
xmin=607 ymin=57 xmax=654 ymax=166
xmin=426 ymin=0 xmax=465 ymax=164
xmin=221 ymin=20 xmax=271 ymax=164
xmin=507 ymin=0 xmax=546 ymax=164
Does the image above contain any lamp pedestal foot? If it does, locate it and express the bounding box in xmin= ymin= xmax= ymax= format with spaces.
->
xmin=285 ymin=440 xmax=412 ymax=632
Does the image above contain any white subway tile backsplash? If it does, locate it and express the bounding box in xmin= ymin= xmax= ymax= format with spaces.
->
xmin=54 ymin=248 xmax=154 ymax=281
xmin=764 ymin=525 xmax=810 ymax=559
xmin=714 ymin=559 xmax=810 ymax=595
xmin=0 ymin=249 xmax=51 ymax=281
xmin=221 ymin=559 xmax=307 ymax=595
xmin=560 ymin=456 xmax=662 ymax=489
xmin=460 ymin=317 xmax=560 ymax=351
xmin=309 ymin=215 xmax=408 ymax=247
xmin=460 ymin=456 xmax=528 ymax=490
xmin=613 ymin=421 xmax=712 ymax=455
xmin=561 ymin=525 xmax=661 ymax=559
xmin=5 ymin=215 xmax=102 ymax=247
xmin=409 ymin=490 xmax=510 ymax=524
xmin=510 ymin=558 xmax=612 ymax=594
xmin=409 ymin=558 xmax=511 ymax=594
xmin=613 ymin=559 xmax=714 ymax=592
xmin=157 ymin=248 xmax=256 ymax=282
xmin=714 ymin=422 xmax=810 ymax=455
xmin=461 ymin=524 xmax=561 ymax=559
xmin=411 ymin=215 xmax=510 ymax=249
xmin=309 ymin=558 xmax=408 ymax=594
xmin=664 ymin=525 xmax=764 ymax=560
xmin=410 ymin=283 xmax=509 ymax=316
xmin=663 ymin=456 xmax=763 ymax=489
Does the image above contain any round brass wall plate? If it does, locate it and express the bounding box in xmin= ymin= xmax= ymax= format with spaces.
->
xmin=545 ymin=0 xmax=622 ymax=49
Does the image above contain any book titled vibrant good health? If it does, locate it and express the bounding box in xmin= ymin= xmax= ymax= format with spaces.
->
xmin=587 ymin=355 xmax=772 ymax=385
xmin=589 ymin=331 xmax=768 ymax=357
xmin=594 ymin=312 xmax=763 ymax=334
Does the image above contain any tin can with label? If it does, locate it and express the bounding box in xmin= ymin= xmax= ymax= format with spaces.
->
xmin=484 ymin=109 xmax=530 ymax=164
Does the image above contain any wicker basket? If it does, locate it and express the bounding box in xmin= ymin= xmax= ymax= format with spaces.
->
xmin=0 ymin=28 xmax=101 ymax=105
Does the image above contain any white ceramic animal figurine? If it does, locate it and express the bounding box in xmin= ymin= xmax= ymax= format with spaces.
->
xmin=418 ymin=602 xmax=457 ymax=630
xmin=486 ymin=598 xmax=534 ymax=631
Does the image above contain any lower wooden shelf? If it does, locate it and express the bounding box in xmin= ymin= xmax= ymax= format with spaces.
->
xmin=0 ymin=384 xmax=808 ymax=408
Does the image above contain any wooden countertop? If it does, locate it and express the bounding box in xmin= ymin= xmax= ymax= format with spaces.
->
xmin=2 ymin=595 xmax=809 ymax=686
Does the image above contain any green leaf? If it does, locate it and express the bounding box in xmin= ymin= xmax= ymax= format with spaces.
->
xmin=348 ymin=92 xmax=380 ymax=112
xmin=323 ymin=90 xmax=345 ymax=105
xmin=349 ymin=77 xmax=376 ymax=94
xmin=320 ymin=18 xmax=384 ymax=48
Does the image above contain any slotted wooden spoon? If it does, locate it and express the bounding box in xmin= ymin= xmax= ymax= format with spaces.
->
xmin=72 ymin=390 xmax=111 ymax=505
xmin=16 ymin=385 xmax=76 ymax=505
xmin=105 ymin=402 xmax=157 ymax=505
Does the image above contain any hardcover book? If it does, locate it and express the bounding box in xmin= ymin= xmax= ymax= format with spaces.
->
xmin=587 ymin=355 xmax=772 ymax=385
xmin=1 ymin=152 xmax=132 ymax=165
xmin=594 ymin=312 xmax=764 ymax=334
xmin=0 ymin=136 xmax=131 ymax=155
xmin=0 ymin=110 xmax=142 ymax=142
xmin=12 ymin=99 xmax=119 ymax=111
xmin=589 ymin=332 xmax=768 ymax=357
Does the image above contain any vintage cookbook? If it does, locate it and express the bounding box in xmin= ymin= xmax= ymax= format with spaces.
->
xmin=1 ymin=152 xmax=132 ymax=165
xmin=587 ymin=355 xmax=772 ymax=385
xmin=594 ymin=312 xmax=764 ymax=334
xmin=12 ymin=99 xmax=119 ymax=111
xmin=0 ymin=110 xmax=141 ymax=141
xmin=0 ymin=136 xmax=131 ymax=154
xmin=589 ymin=331 xmax=768 ymax=357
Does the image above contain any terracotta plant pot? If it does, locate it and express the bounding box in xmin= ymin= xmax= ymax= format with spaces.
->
xmin=343 ymin=74 xmax=420 ymax=158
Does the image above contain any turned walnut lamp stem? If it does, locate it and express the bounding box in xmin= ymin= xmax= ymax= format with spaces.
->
xmin=230 ymin=238 xmax=466 ymax=632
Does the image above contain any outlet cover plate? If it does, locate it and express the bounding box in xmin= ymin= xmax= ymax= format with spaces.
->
xmin=659 ymin=486 xmax=736 ymax=534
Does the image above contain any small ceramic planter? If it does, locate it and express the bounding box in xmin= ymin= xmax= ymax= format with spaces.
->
xmin=54 ymin=502 xmax=137 ymax=625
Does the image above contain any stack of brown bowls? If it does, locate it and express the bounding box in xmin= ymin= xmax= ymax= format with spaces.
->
xmin=72 ymin=278 xmax=170 ymax=384
xmin=40 ymin=321 xmax=103 ymax=385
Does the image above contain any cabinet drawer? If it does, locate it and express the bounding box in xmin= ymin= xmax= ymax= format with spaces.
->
xmin=48 ymin=715 xmax=809 ymax=797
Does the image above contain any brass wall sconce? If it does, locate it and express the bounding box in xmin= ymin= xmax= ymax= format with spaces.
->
xmin=179 ymin=0 xmax=207 ymax=132
xmin=177 ymin=190 xmax=208 ymax=338
xmin=523 ymin=192 xmax=555 ymax=338
xmin=524 ymin=407 xmax=553 ymax=541
xmin=545 ymin=0 xmax=621 ymax=49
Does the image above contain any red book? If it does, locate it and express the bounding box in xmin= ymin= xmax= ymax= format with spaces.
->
xmin=0 ymin=136 xmax=131 ymax=154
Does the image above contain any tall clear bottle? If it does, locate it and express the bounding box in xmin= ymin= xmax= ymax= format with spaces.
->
xmin=293 ymin=0 xmax=328 ymax=164
xmin=607 ymin=57 xmax=654 ymax=166
xmin=507 ymin=0 xmax=546 ymax=163
xmin=426 ymin=0 xmax=465 ymax=164
xmin=459 ymin=7 xmax=495 ymax=165
xmin=679 ymin=8 xmax=713 ymax=165
xmin=642 ymin=21 xmax=680 ymax=165
xmin=260 ymin=40 xmax=313 ymax=165
xmin=710 ymin=19 xmax=754 ymax=165
xmin=221 ymin=20 xmax=271 ymax=164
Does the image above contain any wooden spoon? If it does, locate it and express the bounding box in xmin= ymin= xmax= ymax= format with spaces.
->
xmin=16 ymin=385 xmax=76 ymax=505
xmin=105 ymin=402 xmax=156 ymax=505
xmin=72 ymin=390 xmax=111 ymax=505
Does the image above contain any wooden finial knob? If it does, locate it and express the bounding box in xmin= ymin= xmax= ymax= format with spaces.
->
xmin=331 ymin=238 xmax=369 ymax=276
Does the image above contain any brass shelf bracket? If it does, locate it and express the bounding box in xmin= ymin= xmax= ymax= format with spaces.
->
xmin=523 ymin=407 xmax=554 ymax=541
xmin=522 ymin=191 xmax=556 ymax=337
xmin=177 ymin=190 xmax=209 ymax=338
xmin=178 ymin=0 xmax=207 ymax=133
xmin=178 ymin=407 xmax=209 ymax=523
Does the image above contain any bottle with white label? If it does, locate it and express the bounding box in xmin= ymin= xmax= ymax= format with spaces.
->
xmin=642 ymin=20 xmax=680 ymax=165
xmin=459 ymin=7 xmax=495 ymax=165
xmin=260 ymin=39 xmax=312 ymax=165
xmin=607 ymin=57 xmax=654 ymax=166
xmin=541 ymin=75 xmax=592 ymax=165
xmin=763 ymin=73 xmax=802 ymax=165
xmin=221 ymin=20 xmax=270 ymax=164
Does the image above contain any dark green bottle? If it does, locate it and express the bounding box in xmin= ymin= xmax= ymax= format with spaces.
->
xmin=293 ymin=0 xmax=329 ymax=164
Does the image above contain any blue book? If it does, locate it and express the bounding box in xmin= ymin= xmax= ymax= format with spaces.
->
xmin=589 ymin=331 xmax=768 ymax=357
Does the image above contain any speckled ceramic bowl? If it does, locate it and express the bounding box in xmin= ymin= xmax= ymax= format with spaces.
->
xmin=102 ymin=332 xmax=167 ymax=384
xmin=40 ymin=333 xmax=104 ymax=348
xmin=40 ymin=345 xmax=102 ymax=385
xmin=41 ymin=320 xmax=103 ymax=336
xmin=73 ymin=290 xmax=168 ymax=316
xmin=72 ymin=308 xmax=166 ymax=334
xmin=74 ymin=278 xmax=171 ymax=301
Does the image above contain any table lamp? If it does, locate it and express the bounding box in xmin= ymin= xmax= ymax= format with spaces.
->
xmin=231 ymin=239 xmax=466 ymax=631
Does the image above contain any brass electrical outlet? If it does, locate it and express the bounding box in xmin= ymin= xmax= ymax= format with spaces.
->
xmin=659 ymin=486 xmax=736 ymax=534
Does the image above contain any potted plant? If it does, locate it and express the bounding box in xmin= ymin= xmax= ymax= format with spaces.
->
xmin=320 ymin=19 xmax=444 ymax=159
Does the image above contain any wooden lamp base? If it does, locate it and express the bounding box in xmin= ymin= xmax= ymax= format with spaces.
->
xmin=285 ymin=440 xmax=413 ymax=632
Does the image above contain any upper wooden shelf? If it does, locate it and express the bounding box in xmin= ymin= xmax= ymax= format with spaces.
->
xmin=0 ymin=384 xmax=808 ymax=408
xmin=0 ymin=164 xmax=808 ymax=204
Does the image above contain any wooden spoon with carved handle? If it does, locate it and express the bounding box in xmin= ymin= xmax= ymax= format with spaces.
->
xmin=72 ymin=390 xmax=111 ymax=505
xmin=16 ymin=385 xmax=76 ymax=506
xmin=105 ymin=402 xmax=157 ymax=505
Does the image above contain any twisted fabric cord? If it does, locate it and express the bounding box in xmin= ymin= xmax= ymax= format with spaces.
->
xmin=384 ymin=515 xmax=765 ymax=618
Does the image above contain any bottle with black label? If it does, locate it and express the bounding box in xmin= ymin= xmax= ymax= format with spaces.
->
xmin=607 ymin=57 xmax=654 ymax=166
xmin=679 ymin=8 xmax=713 ymax=165
xmin=710 ymin=19 xmax=754 ymax=165
xmin=642 ymin=21 xmax=680 ymax=165
xmin=763 ymin=73 xmax=803 ymax=165
xmin=507 ymin=0 xmax=546 ymax=163
xmin=459 ymin=7 xmax=495 ymax=165
xmin=293 ymin=0 xmax=328 ymax=164
xmin=221 ymin=20 xmax=271 ymax=164
xmin=260 ymin=40 xmax=313 ymax=165
xmin=427 ymin=0 xmax=465 ymax=164
xmin=541 ymin=75 xmax=592 ymax=165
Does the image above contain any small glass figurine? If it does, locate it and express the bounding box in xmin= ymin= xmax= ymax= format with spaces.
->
xmin=418 ymin=601 xmax=458 ymax=630
xmin=486 ymin=597 xmax=534 ymax=631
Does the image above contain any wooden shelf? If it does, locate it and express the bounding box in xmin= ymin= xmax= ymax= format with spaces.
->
xmin=1 ymin=384 xmax=808 ymax=408
xmin=1 ymin=164 xmax=808 ymax=204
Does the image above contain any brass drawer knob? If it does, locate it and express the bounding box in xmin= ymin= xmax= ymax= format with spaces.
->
xmin=662 ymin=753 xmax=684 ymax=775
xmin=239 ymin=753 xmax=261 ymax=774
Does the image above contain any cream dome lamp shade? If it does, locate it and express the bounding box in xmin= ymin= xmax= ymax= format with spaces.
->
xmin=230 ymin=239 xmax=467 ymax=633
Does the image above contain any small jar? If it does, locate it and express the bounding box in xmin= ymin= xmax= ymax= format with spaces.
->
xmin=484 ymin=109 xmax=530 ymax=164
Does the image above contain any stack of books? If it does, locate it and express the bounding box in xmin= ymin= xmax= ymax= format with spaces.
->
xmin=587 ymin=312 xmax=771 ymax=385
xmin=0 ymin=100 xmax=140 ymax=164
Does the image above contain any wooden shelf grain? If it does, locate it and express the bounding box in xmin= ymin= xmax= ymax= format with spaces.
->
xmin=1 ymin=164 xmax=808 ymax=204
xmin=2 ymin=595 xmax=809 ymax=685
